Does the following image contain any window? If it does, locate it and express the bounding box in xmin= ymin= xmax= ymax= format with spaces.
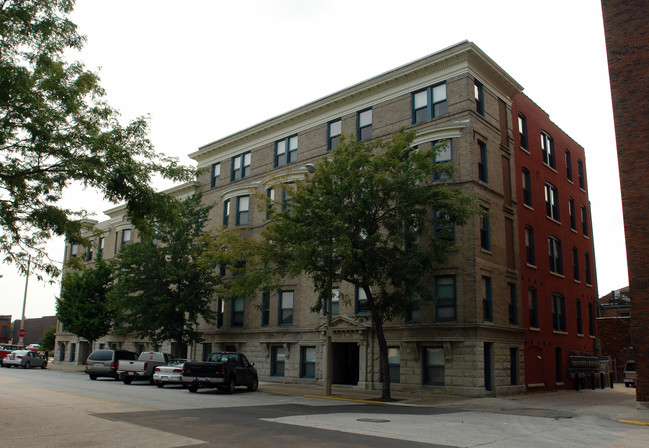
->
xmin=565 ymin=150 xmax=573 ymax=181
xmin=70 ymin=244 xmax=78 ymax=258
xmin=98 ymin=237 xmax=105 ymax=254
xmin=223 ymin=199 xmax=230 ymax=226
xmin=525 ymin=226 xmax=535 ymax=265
xmin=216 ymin=299 xmax=224 ymax=328
xmin=231 ymin=297 xmax=244 ymax=327
xmin=412 ymin=83 xmax=447 ymax=124
xmin=423 ymin=346 xmax=444 ymax=385
xmin=585 ymin=252 xmax=592 ymax=285
xmin=478 ymin=140 xmax=488 ymax=182
xmin=552 ymin=293 xmax=566 ymax=331
xmin=323 ymin=287 xmax=339 ymax=316
xmin=474 ymin=79 xmax=484 ymax=116
xmin=433 ymin=140 xmax=453 ymax=180
xmin=265 ymin=187 xmax=274 ymax=219
xmin=271 ymin=346 xmax=285 ymax=377
xmin=545 ymin=183 xmax=560 ymax=221
xmin=86 ymin=247 xmax=93 ymax=261
xmin=300 ymin=346 xmax=316 ymax=378
xmin=482 ymin=276 xmax=493 ymax=322
xmin=434 ymin=211 xmax=455 ymax=243
xmin=555 ymin=347 xmax=563 ymax=382
xmin=522 ymin=168 xmax=532 ymax=206
xmin=569 ymin=198 xmax=576 ymax=230
xmin=577 ymin=159 xmax=585 ymax=189
xmin=281 ymin=182 xmax=294 ymax=212
xmin=541 ymin=131 xmax=555 ymax=168
xmin=581 ymin=205 xmax=589 ymax=236
xmin=518 ymin=113 xmax=528 ymax=149
xmin=510 ymin=348 xmax=518 ymax=385
xmin=261 ymin=293 xmax=270 ymax=327
xmin=356 ymin=286 xmax=370 ymax=314
xmin=327 ymin=119 xmax=342 ymax=151
xmin=509 ymin=283 xmax=517 ymax=325
xmin=406 ymin=294 xmax=420 ymax=323
xmin=279 ymin=291 xmax=294 ymax=325
xmin=576 ymin=299 xmax=583 ymax=334
xmin=572 ymin=247 xmax=580 ymax=281
xmin=435 ymin=275 xmax=456 ymax=321
xmin=275 ymin=135 xmax=298 ymax=167
xmin=480 ymin=208 xmax=490 ymax=251
xmin=210 ymin=162 xmax=221 ymax=188
xmin=388 ymin=347 xmax=400 ymax=383
xmin=529 ymin=287 xmax=538 ymax=328
xmin=588 ymin=302 xmax=595 ymax=336
xmin=231 ymin=151 xmax=251 ymax=181
xmin=357 ymin=108 xmax=372 ymax=140
xmin=235 ymin=195 xmax=250 ymax=226
xmin=121 ymin=229 xmax=132 ymax=248
xmin=548 ymin=236 xmax=563 ymax=274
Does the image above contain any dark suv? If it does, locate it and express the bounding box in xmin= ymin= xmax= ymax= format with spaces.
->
xmin=85 ymin=349 xmax=138 ymax=380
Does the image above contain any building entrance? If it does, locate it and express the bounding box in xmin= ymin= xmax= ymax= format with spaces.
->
xmin=332 ymin=342 xmax=359 ymax=385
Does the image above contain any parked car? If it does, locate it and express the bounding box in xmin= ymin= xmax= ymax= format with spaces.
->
xmin=84 ymin=349 xmax=138 ymax=380
xmin=0 ymin=344 xmax=23 ymax=366
xmin=118 ymin=352 xmax=175 ymax=384
xmin=3 ymin=350 xmax=47 ymax=368
xmin=26 ymin=344 xmax=41 ymax=351
xmin=152 ymin=359 xmax=188 ymax=388
xmin=624 ymin=360 xmax=636 ymax=387
xmin=182 ymin=351 xmax=258 ymax=393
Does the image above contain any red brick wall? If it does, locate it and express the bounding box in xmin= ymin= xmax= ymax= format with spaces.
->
xmin=601 ymin=0 xmax=649 ymax=402
xmin=598 ymin=317 xmax=633 ymax=382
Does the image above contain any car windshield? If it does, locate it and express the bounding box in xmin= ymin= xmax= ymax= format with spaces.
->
xmin=168 ymin=359 xmax=187 ymax=366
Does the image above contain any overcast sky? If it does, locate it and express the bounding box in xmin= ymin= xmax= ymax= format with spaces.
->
xmin=2 ymin=0 xmax=627 ymax=322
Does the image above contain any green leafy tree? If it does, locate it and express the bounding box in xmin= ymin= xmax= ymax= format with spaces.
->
xmin=38 ymin=325 xmax=56 ymax=352
xmin=262 ymin=130 xmax=477 ymax=400
xmin=0 ymin=0 xmax=194 ymax=279
xmin=56 ymin=253 xmax=114 ymax=349
xmin=109 ymin=194 xmax=219 ymax=358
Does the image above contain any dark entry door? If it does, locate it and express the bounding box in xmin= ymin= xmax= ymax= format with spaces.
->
xmin=332 ymin=343 xmax=359 ymax=385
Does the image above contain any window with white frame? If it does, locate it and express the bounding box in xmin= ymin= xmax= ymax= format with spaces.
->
xmin=541 ymin=131 xmax=555 ymax=168
xmin=544 ymin=183 xmax=560 ymax=221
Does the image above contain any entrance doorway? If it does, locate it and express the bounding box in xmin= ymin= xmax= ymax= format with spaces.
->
xmin=332 ymin=342 xmax=359 ymax=385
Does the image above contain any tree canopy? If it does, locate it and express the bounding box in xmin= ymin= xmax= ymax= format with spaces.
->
xmin=262 ymin=130 xmax=477 ymax=400
xmin=109 ymin=194 xmax=219 ymax=357
xmin=56 ymin=252 xmax=114 ymax=346
xmin=0 ymin=0 xmax=194 ymax=279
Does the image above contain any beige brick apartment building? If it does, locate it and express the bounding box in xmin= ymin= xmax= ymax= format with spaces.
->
xmin=56 ymin=41 xmax=529 ymax=397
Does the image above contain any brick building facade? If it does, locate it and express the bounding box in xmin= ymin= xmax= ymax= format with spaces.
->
xmin=601 ymin=0 xmax=649 ymax=404
xmin=0 ymin=315 xmax=11 ymax=344
xmin=56 ymin=41 xmax=596 ymax=397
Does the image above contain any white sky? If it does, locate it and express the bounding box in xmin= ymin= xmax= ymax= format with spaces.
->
xmin=1 ymin=0 xmax=628 ymax=322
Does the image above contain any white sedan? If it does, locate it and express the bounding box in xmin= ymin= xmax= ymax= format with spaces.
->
xmin=3 ymin=350 xmax=47 ymax=369
xmin=152 ymin=359 xmax=188 ymax=388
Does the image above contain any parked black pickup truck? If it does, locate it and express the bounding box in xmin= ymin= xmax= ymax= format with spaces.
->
xmin=181 ymin=351 xmax=258 ymax=393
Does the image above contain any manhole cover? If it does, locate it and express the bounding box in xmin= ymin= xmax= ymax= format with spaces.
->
xmin=357 ymin=418 xmax=390 ymax=423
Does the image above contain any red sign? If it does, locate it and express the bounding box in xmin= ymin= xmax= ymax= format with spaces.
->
xmin=18 ymin=329 xmax=26 ymax=337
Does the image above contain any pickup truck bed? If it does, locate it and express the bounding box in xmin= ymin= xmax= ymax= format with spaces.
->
xmin=118 ymin=352 xmax=175 ymax=384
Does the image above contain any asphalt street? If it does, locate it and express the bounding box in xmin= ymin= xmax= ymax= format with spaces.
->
xmin=2 ymin=364 xmax=648 ymax=447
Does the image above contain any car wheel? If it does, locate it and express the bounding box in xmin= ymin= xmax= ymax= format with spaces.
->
xmin=24 ymin=361 xmax=30 ymax=369
xmin=156 ymin=382 xmax=164 ymax=388
xmin=89 ymin=375 xmax=97 ymax=380
xmin=123 ymin=378 xmax=132 ymax=385
xmin=247 ymin=376 xmax=259 ymax=392
xmin=188 ymin=384 xmax=199 ymax=393
xmin=226 ymin=376 xmax=236 ymax=394
xmin=41 ymin=361 xmax=47 ymax=369
xmin=625 ymin=383 xmax=630 ymax=388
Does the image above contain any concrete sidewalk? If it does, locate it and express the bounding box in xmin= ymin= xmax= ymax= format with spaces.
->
xmin=48 ymin=361 xmax=649 ymax=426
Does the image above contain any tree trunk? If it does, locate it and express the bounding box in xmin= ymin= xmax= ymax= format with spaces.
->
xmin=366 ymin=287 xmax=391 ymax=401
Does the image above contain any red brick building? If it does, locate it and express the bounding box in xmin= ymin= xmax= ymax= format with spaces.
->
xmin=0 ymin=315 xmax=11 ymax=344
xmin=601 ymin=0 xmax=649 ymax=404
xmin=512 ymin=93 xmax=598 ymax=390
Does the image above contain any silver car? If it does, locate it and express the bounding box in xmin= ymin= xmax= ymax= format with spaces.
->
xmin=152 ymin=359 xmax=188 ymax=388
xmin=3 ymin=350 xmax=47 ymax=369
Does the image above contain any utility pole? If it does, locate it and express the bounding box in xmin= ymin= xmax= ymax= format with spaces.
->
xmin=19 ymin=255 xmax=31 ymax=346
